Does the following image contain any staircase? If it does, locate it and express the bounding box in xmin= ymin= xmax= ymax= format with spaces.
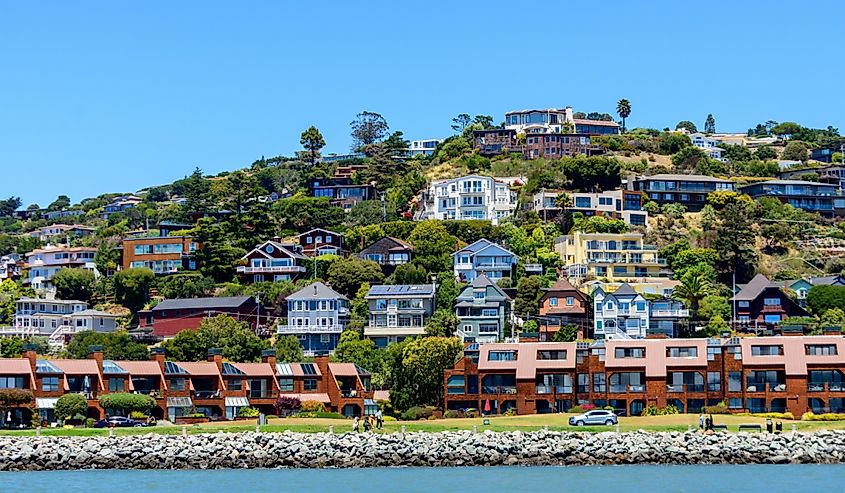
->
xmin=48 ymin=325 xmax=74 ymax=350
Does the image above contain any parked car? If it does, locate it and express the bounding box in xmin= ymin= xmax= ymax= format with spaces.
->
xmin=568 ymin=409 xmax=618 ymax=426
xmin=93 ymin=416 xmax=145 ymax=428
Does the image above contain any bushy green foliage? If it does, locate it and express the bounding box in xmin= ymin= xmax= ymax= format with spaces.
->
xmin=274 ymin=335 xmax=304 ymax=363
xmin=53 ymin=268 xmax=96 ymax=303
xmin=400 ymin=405 xmax=437 ymax=421
xmin=807 ymin=285 xmax=845 ymax=315
xmin=160 ymin=314 xmax=268 ymax=362
xmin=113 ymin=267 xmax=155 ymax=315
xmin=237 ymin=406 xmax=261 ymax=418
xmin=326 ymin=257 xmax=384 ymax=298
xmin=66 ymin=331 xmax=149 ymax=360
xmin=55 ymin=393 xmax=88 ymax=420
xmin=98 ymin=393 xmax=155 ymax=414
xmin=300 ymin=400 xmax=326 ymax=413
xmin=641 ymin=404 xmax=679 ymax=416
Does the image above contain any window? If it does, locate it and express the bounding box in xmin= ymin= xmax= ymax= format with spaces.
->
xmin=728 ymin=398 xmax=743 ymax=409
xmin=592 ymin=373 xmax=606 ymax=392
xmin=473 ymin=291 xmax=485 ymax=300
xmin=549 ymin=297 xmax=558 ymax=306
xmin=301 ymin=363 xmax=317 ymax=375
xmin=806 ymin=344 xmax=838 ymax=356
xmin=614 ymin=347 xmax=645 ymax=359
xmin=39 ymin=376 xmax=58 ymax=391
xmin=108 ymin=378 xmax=124 ymax=392
xmin=488 ymin=351 xmax=517 ymax=361
xmin=728 ymin=372 xmax=742 ymax=392
xmin=738 ymin=301 xmax=750 ymax=308
xmin=537 ymin=350 xmax=567 ymax=360
xmin=763 ymin=298 xmax=781 ymax=306
xmin=751 ymin=345 xmax=783 ymax=356
xmin=228 ymin=378 xmax=242 ymax=390
xmin=303 ymin=378 xmax=318 ymax=391
xmin=707 ymin=372 xmax=721 ymax=391
xmin=635 ymin=302 xmax=646 ymax=312
xmin=278 ymin=378 xmax=294 ymax=392
xmin=447 ymin=376 xmax=465 ymax=394
xmin=667 ymin=347 xmax=698 ymax=358
xmin=169 ymin=378 xmax=186 ymax=391
xmin=566 ymin=297 xmax=574 ymax=306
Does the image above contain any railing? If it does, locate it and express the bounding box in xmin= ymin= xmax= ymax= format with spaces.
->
xmin=667 ymin=384 xmax=705 ymax=392
xmin=535 ymin=385 xmax=573 ymax=394
xmin=476 ymin=262 xmax=513 ymax=270
xmin=610 ymin=384 xmax=645 ymax=393
xmin=651 ymin=309 xmax=691 ymax=317
xmin=808 ymin=382 xmax=845 ymax=392
xmin=341 ymin=390 xmax=359 ymax=398
xmin=194 ymin=390 xmax=221 ymax=399
xmin=277 ymin=324 xmax=344 ymax=334
xmin=481 ymin=386 xmax=517 ymax=394
xmin=745 ymin=383 xmax=786 ymax=392
xmin=248 ymin=391 xmax=273 ymax=399
xmin=237 ymin=265 xmax=305 ymax=273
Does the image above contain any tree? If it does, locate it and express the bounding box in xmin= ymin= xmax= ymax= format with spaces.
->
xmin=771 ymin=122 xmax=802 ymax=137
xmin=806 ymin=286 xmax=845 ymax=316
xmin=349 ymin=283 xmax=370 ymax=326
xmin=671 ymin=248 xmax=718 ymax=279
xmin=272 ymin=196 xmax=345 ymax=232
xmin=673 ymin=267 xmax=714 ymax=323
xmin=274 ymin=335 xmax=304 ymax=363
xmin=54 ymin=393 xmax=88 ymax=421
xmin=193 ymin=218 xmax=245 ymax=282
xmin=552 ymin=325 xmax=578 ymax=342
xmin=53 ymin=268 xmax=96 ymax=303
xmin=820 ymin=308 xmax=845 ymax=328
xmin=160 ymin=329 xmax=206 ymax=361
xmin=661 ymin=203 xmax=687 ymax=218
xmin=781 ymin=141 xmax=809 ymax=162
xmin=391 ymin=263 xmax=428 ymax=285
xmin=755 ymin=145 xmax=778 ymax=160
xmin=0 ymin=197 xmax=21 ymax=217
xmin=326 ymin=257 xmax=384 ymax=299
xmin=47 ymin=194 xmax=71 ymax=212
xmin=94 ymin=239 xmax=121 ymax=275
xmin=408 ymin=221 xmax=457 ymax=274
xmin=451 ymin=114 xmax=471 ymax=134
xmin=435 ymin=272 xmax=460 ymax=313
xmin=472 ymin=115 xmax=494 ymax=129
xmin=0 ymin=279 xmax=33 ymax=325
xmin=671 ymin=146 xmax=710 ymax=170
xmin=161 ymin=315 xmax=268 ymax=362
xmin=393 ymin=337 xmax=462 ymax=410
xmin=113 ymin=268 xmax=155 ymax=315
xmin=559 ymin=155 xmax=622 ymax=192
xmin=704 ymin=114 xmax=716 ymax=134
xmin=0 ymin=389 xmax=33 ymax=425
xmin=425 ymin=309 xmax=459 ymax=337
xmin=172 ymin=168 xmax=212 ymax=215
xmin=220 ymin=171 xmax=266 ymax=232
xmin=98 ymin=393 xmax=155 ymax=415
xmin=347 ymin=200 xmax=394 ymax=226
xmin=704 ymin=315 xmax=730 ymax=337
xmin=699 ymin=295 xmax=731 ymax=321
xmin=713 ymin=201 xmax=758 ymax=283
xmin=0 ymin=337 xmax=24 ymax=358
xmin=333 ymin=330 xmax=382 ymax=373
xmin=616 ymin=99 xmax=631 ymax=133
xmin=156 ymin=273 xmax=215 ymax=299
xmin=514 ymin=276 xmax=542 ymax=317
xmin=350 ymin=111 xmax=389 ymax=149
xmin=66 ymin=331 xmax=150 ymax=360
xmin=675 ymin=121 xmax=698 ymax=133
xmin=300 ymin=126 xmax=326 ymax=166
xmin=657 ymin=131 xmax=691 ymax=154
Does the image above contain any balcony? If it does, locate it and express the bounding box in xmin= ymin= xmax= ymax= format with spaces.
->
xmin=194 ymin=390 xmax=222 ymax=399
xmin=808 ymin=382 xmax=845 ymax=392
xmin=745 ymin=383 xmax=786 ymax=392
xmin=481 ymin=386 xmax=517 ymax=395
xmin=652 ymin=309 xmax=690 ymax=317
xmin=609 ymin=384 xmax=645 ymax=393
xmin=666 ymin=384 xmax=705 ymax=393
xmin=278 ymin=324 xmax=344 ymax=334
xmin=237 ymin=265 xmax=305 ymax=274
xmin=476 ymin=262 xmax=513 ymax=270
xmin=535 ymin=385 xmax=573 ymax=394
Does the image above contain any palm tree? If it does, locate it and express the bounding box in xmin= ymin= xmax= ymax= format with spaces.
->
xmin=672 ymin=269 xmax=713 ymax=334
xmin=555 ymin=192 xmax=573 ymax=232
xmin=616 ymin=99 xmax=632 ymax=133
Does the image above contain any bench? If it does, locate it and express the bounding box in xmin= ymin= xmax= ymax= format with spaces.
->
xmin=712 ymin=424 xmax=728 ymax=432
xmin=738 ymin=424 xmax=762 ymax=432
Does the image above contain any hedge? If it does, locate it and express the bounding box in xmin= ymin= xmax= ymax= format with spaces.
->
xmin=802 ymin=412 xmax=845 ymax=421
xmin=55 ymin=393 xmax=88 ymax=420
xmin=98 ymin=393 xmax=155 ymax=414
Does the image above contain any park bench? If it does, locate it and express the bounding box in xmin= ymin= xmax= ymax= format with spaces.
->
xmin=711 ymin=424 xmax=728 ymax=432
xmin=738 ymin=424 xmax=762 ymax=432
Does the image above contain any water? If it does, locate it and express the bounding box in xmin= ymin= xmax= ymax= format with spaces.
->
xmin=2 ymin=465 xmax=844 ymax=492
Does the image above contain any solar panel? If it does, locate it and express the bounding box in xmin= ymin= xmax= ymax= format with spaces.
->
xmin=102 ymin=360 xmax=127 ymax=374
xmin=221 ymin=362 xmax=244 ymax=375
xmin=35 ymin=360 xmax=62 ymax=374
xmin=276 ymin=363 xmax=293 ymax=376
xmin=354 ymin=364 xmax=370 ymax=376
xmin=164 ymin=361 xmax=188 ymax=375
xmin=300 ymin=363 xmax=317 ymax=375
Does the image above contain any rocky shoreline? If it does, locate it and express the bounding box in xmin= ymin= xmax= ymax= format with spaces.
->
xmin=2 ymin=430 xmax=845 ymax=470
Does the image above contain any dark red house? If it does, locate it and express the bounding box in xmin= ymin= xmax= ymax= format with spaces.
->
xmin=140 ymin=296 xmax=261 ymax=337
xmin=732 ymin=274 xmax=809 ymax=331
xmin=294 ymin=228 xmax=344 ymax=257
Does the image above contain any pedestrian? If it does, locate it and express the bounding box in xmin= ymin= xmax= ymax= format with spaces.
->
xmin=698 ymin=413 xmax=704 ymax=431
xmin=376 ymin=409 xmax=383 ymax=430
xmin=704 ymin=415 xmax=712 ymax=432
xmin=708 ymin=414 xmax=714 ymax=431
xmin=353 ymin=415 xmax=360 ymax=433
xmin=363 ymin=415 xmax=371 ymax=432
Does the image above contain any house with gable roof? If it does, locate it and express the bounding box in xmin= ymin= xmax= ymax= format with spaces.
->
xmin=277 ymin=281 xmax=349 ymax=356
xmin=357 ymin=236 xmax=414 ymax=274
xmin=452 ymin=239 xmax=518 ymax=282
xmin=455 ymin=274 xmax=512 ymax=343
xmin=732 ymin=273 xmax=809 ymax=329
xmin=237 ymin=237 xmax=308 ymax=283
xmin=593 ymin=283 xmax=650 ymax=339
xmin=538 ymin=278 xmax=589 ymax=340
xmin=294 ymin=228 xmax=344 ymax=257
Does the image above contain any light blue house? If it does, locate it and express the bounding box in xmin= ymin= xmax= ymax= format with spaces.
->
xmin=452 ymin=239 xmax=518 ymax=282
xmin=455 ymin=274 xmax=511 ymax=343
xmin=277 ymin=282 xmax=348 ymax=356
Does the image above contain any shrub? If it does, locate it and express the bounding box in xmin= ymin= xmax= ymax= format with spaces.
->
xmin=383 ymin=415 xmax=397 ymax=422
xmin=444 ymin=410 xmax=463 ymax=419
xmin=300 ymin=401 xmax=326 ymax=413
xmin=641 ymin=404 xmax=679 ymax=416
xmin=85 ymin=418 xmax=95 ymax=428
xmin=569 ymin=404 xmax=595 ymax=414
xmin=802 ymin=412 xmax=845 ymax=421
xmin=703 ymin=402 xmax=731 ymax=415
xmin=745 ymin=412 xmax=795 ymax=420
xmin=503 ymin=409 xmax=517 ymax=417
xmin=55 ymin=393 xmax=88 ymax=421
xmin=274 ymin=396 xmax=301 ymax=416
xmin=0 ymin=388 xmax=34 ymax=410
xmin=237 ymin=407 xmax=260 ymax=418
xmin=376 ymin=399 xmax=394 ymax=416
xmin=401 ymin=405 xmax=436 ymax=421
xmin=298 ymin=411 xmax=345 ymax=419
xmin=98 ymin=393 xmax=155 ymax=415
xmin=129 ymin=411 xmax=148 ymax=420
xmin=465 ymin=409 xmax=479 ymax=418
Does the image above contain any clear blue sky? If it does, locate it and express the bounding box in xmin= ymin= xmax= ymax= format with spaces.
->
xmin=2 ymin=1 xmax=843 ymax=207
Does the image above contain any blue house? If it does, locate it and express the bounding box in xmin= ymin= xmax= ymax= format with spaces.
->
xmin=277 ymin=282 xmax=349 ymax=356
xmin=738 ymin=180 xmax=845 ymax=218
xmin=452 ymin=239 xmax=518 ymax=282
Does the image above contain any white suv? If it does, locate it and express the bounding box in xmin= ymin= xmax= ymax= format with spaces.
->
xmin=569 ymin=409 xmax=618 ymax=426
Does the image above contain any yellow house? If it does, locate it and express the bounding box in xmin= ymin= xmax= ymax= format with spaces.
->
xmin=554 ymin=231 xmax=670 ymax=281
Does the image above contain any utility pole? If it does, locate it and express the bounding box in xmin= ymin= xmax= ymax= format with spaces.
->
xmin=731 ymin=270 xmax=737 ymax=332
xmin=380 ymin=192 xmax=386 ymax=222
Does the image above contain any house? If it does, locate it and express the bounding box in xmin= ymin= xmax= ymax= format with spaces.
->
xmin=537 ymin=278 xmax=589 ymax=341
xmin=533 ymin=189 xmax=647 ymax=226
xmin=732 ymin=274 xmax=810 ymax=330
xmin=157 ymin=221 xmax=195 ymax=236
xmin=592 ymin=284 xmax=650 ymax=339
xmin=631 ymin=174 xmax=735 ymax=212
xmin=43 ymin=209 xmax=84 ymax=221
xmin=442 ymin=335 xmax=845 ymax=417
xmin=472 ymin=129 xmax=603 ymax=159
xmin=294 ymin=228 xmax=343 ymax=257
xmin=0 ymin=253 xmax=21 ymax=281
xmin=810 ymin=147 xmax=837 ymax=163
xmin=101 ymin=195 xmax=142 ymax=219
xmin=778 ymin=165 xmax=845 ymax=192
xmin=310 ymin=178 xmax=375 ymax=212
xmin=453 ymin=239 xmax=518 ymax=282
xmin=364 ymin=284 xmax=436 ymax=347
xmin=24 ymin=245 xmax=98 ymax=290
xmin=648 ymin=298 xmax=690 ymax=338
xmin=277 ymin=282 xmax=349 ymax=356
xmin=357 ymin=236 xmax=414 ymax=273
xmin=421 ymin=175 xmax=522 ymax=225
xmin=409 ymin=139 xmax=442 ymax=157
xmin=573 ymin=119 xmax=621 ymax=135
xmin=505 ymin=107 xmax=574 ymax=134
xmin=0 ymin=297 xmax=118 ymax=348
xmin=689 ymin=133 xmax=727 ymax=162
xmin=454 ymin=274 xmax=511 ymax=343
xmin=237 ymin=238 xmax=307 ymax=283
xmin=783 ymin=276 xmax=845 ymax=305
xmin=738 ymin=180 xmax=845 ymax=218
xmin=555 ymin=231 xmax=668 ymax=282
xmin=579 ymin=279 xmax=680 ymax=298
xmin=122 ymin=235 xmax=199 ymax=274
xmin=139 ymin=296 xmax=261 ymax=337
xmin=0 ymin=346 xmax=376 ymax=427
xmin=29 ymin=224 xmax=95 ymax=242
xmin=472 ymin=129 xmax=517 ymax=156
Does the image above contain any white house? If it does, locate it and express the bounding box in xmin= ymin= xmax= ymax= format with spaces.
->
xmin=1 ymin=297 xmax=118 ymax=348
xmin=690 ymin=133 xmax=726 ymax=162
xmin=24 ymin=246 xmax=98 ymax=290
xmin=592 ymin=284 xmax=649 ymax=339
xmin=409 ymin=139 xmax=442 ymax=157
xmin=421 ymin=175 xmax=522 ymax=225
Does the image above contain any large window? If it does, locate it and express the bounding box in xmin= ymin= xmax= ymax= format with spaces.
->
xmin=39 ymin=376 xmax=58 ymax=391
xmin=108 ymin=378 xmax=124 ymax=392
xmin=751 ymin=345 xmax=783 ymax=356
xmin=303 ymin=378 xmax=318 ymax=391
xmin=806 ymin=344 xmax=838 ymax=356
xmin=488 ymin=350 xmax=517 ymax=361
xmin=447 ymin=376 xmax=465 ymax=395
xmin=609 ymin=372 xmax=643 ymax=392
xmin=278 ymin=378 xmax=294 ymax=392
xmin=0 ymin=376 xmax=24 ymax=389
xmin=614 ymin=347 xmax=645 ymax=359
xmin=592 ymin=373 xmax=606 ymax=392
xmin=707 ymin=372 xmax=721 ymax=391
xmin=666 ymin=347 xmax=698 ymax=358
xmin=537 ymin=350 xmax=567 ymax=360
xmin=728 ymin=372 xmax=742 ymax=392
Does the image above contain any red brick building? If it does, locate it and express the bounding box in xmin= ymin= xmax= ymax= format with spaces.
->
xmin=139 ymin=296 xmax=261 ymax=337
xmin=537 ymin=278 xmax=589 ymax=341
xmin=444 ymin=336 xmax=845 ymax=417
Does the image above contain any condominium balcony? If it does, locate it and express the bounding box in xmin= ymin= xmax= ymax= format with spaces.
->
xmin=666 ymin=384 xmax=705 ymax=393
xmin=237 ymin=265 xmax=306 ymax=274
xmin=481 ymin=386 xmax=517 ymax=395
xmin=808 ymin=382 xmax=845 ymax=392
xmin=651 ymin=309 xmax=690 ymax=317
xmin=277 ymin=324 xmax=344 ymax=334
xmin=535 ymin=385 xmax=573 ymax=395
xmin=745 ymin=383 xmax=786 ymax=392
xmin=609 ymin=384 xmax=645 ymax=393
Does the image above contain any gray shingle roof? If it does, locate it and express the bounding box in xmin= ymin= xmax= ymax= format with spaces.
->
xmin=640 ymin=174 xmax=733 ymax=183
xmin=611 ymin=283 xmax=638 ymax=297
xmin=152 ymin=296 xmax=253 ymax=311
xmin=286 ymin=282 xmax=347 ymax=301
xmin=366 ymin=284 xmax=435 ymax=298
xmin=731 ymin=274 xmax=774 ymax=301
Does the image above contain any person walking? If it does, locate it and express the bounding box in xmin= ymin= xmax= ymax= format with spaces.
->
xmin=363 ymin=415 xmax=371 ymax=432
xmin=353 ymin=415 xmax=360 ymax=433
xmin=376 ymin=409 xmax=383 ymax=430
xmin=698 ymin=413 xmax=704 ymax=431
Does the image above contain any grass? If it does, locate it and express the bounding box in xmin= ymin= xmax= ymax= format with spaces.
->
xmin=4 ymin=413 xmax=845 ymax=437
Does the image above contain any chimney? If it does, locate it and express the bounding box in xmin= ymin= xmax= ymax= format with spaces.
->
xmin=88 ymin=345 xmax=104 ymax=370
xmin=150 ymin=347 xmax=166 ymax=372
xmin=271 ymin=236 xmax=281 ymax=243
xmin=261 ymin=349 xmax=277 ymax=367
xmin=313 ymin=355 xmax=329 ymax=376
xmin=208 ymin=348 xmax=223 ymax=370
xmin=21 ymin=343 xmax=37 ymax=373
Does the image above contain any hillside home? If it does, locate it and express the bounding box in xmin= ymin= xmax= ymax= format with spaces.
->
xmin=631 ymin=174 xmax=735 ymax=212
xmin=139 ymin=296 xmax=261 ymax=337
xmin=421 ymin=175 xmax=522 ymax=225
xmin=29 ymin=224 xmax=95 ymax=242
xmin=538 ymin=278 xmax=590 ymax=341
xmin=277 ymin=282 xmax=349 ymax=356
xmin=122 ymin=236 xmax=199 ymax=274
xmin=593 ymin=284 xmax=650 ymax=339
xmin=533 ymin=189 xmax=647 ymax=226
xmin=24 ymin=246 xmax=98 ymax=290
xmin=294 ymin=228 xmax=343 ymax=257
xmin=732 ymin=274 xmax=810 ymax=330
xmin=455 ymin=274 xmax=511 ymax=343
xmin=739 ymin=180 xmax=845 ymax=218
xmin=237 ymin=238 xmax=307 ymax=283
xmin=357 ymin=236 xmax=414 ymax=274
xmin=0 ymin=297 xmax=118 ymax=348
xmin=555 ymin=231 xmax=668 ymax=282
xmin=364 ymin=284 xmax=436 ymax=347
xmin=453 ymin=239 xmax=518 ymax=282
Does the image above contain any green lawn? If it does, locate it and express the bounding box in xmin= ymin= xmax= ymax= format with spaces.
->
xmin=3 ymin=413 xmax=844 ymax=437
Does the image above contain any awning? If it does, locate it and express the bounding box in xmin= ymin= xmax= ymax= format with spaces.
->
xmin=35 ymin=398 xmax=59 ymax=409
xmin=279 ymin=393 xmax=331 ymax=404
xmin=166 ymin=397 xmax=193 ymax=408
xmin=224 ymin=397 xmax=249 ymax=407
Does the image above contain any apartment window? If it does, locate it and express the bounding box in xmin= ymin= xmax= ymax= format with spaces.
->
xmin=806 ymin=344 xmax=838 ymax=356
xmin=566 ymin=297 xmax=574 ymax=306
xmin=614 ymin=347 xmax=645 ymax=359
xmin=707 ymin=372 xmax=721 ymax=391
xmin=592 ymin=373 xmax=606 ymax=392
xmin=278 ymin=378 xmax=294 ymax=392
xmin=303 ymin=378 xmax=318 ymax=391
xmin=728 ymin=398 xmax=743 ymax=409
xmin=751 ymin=345 xmax=783 ymax=356
xmin=537 ymin=350 xmax=567 ymax=361
xmin=169 ymin=378 xmax=186 ymax=391
xmin=108 ymin=378 xmax=124 ymax=392
xmin=728 ymin=372 xmax=742 ymax=392
xmin=666 ymin=347 xmax=698 ymax=358
xmin=488 ymin=350 xmax=517 ymax=361
xmin=763 ymin=298 xmax=781 ymax=306
xmin=228 ymin=378 xmax=242 ymax=390
xmin=40 ymin=376 xmax=58 ymax=391
xmin=447 ymin=376 xmax=465 ymax=395
xmin=738 ymin=301 xmax=750 ymax=308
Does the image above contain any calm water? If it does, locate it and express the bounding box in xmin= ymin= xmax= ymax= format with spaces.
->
xmin=2 ymin=465 xmax=844 ymax=492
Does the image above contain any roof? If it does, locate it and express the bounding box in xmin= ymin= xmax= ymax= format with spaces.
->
xmin=286 ymin=282 xmax=347 ymax=301
xmin=458 ymin=274 xmax=510 ymax=301
xmin=278 ymin=393 xmax=331 ymax=404
xmin=543 ymin=278 xmax=582 ymax=295
xmin=115 ymin=360 xmax=163 ymax=375
xmin=74 ymin=309 xmax=119 ymax=317
xmin=328 ymin=362 xmax=362 ymax=377
xmin=638 ymin=174 xmax=733 ymax=183
xmin=49 ymin=359 xmax=100 ymax=374
xmin=242 ymin=240 xmax=307 ymax=261
xmin=232 ymin=362 xmax=275 ymax=377
xmin=573 ymin=119 xmax=620 ymax=127
xmin=152 ymin=296 xmax=253 ymax=312
xmin=739 ymin=336 xmax=845 ymax=375
xmin=612 ymin=283 xmax=638 ymax=297
xmin=732 ymin=274 xmax=775 ymax=301
xmin=452 ymin=239 xmax=517 ymax=259
xmin=505 ymin=108 xmax=570 ymax=115
xmin=290 ymin=362 xmax=322 ymax=377
xmin=366 ymin=284 xmax=435 ymax=298
xmin=178 ymin=361 xmax=221 ymax=376
xmin=477 ymin=343 xmax=577 ymax=378
xmin=294 ymin=228 xmax=341 ymax=238
xmin=0 ymin=359 xmax=33 ymax=374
